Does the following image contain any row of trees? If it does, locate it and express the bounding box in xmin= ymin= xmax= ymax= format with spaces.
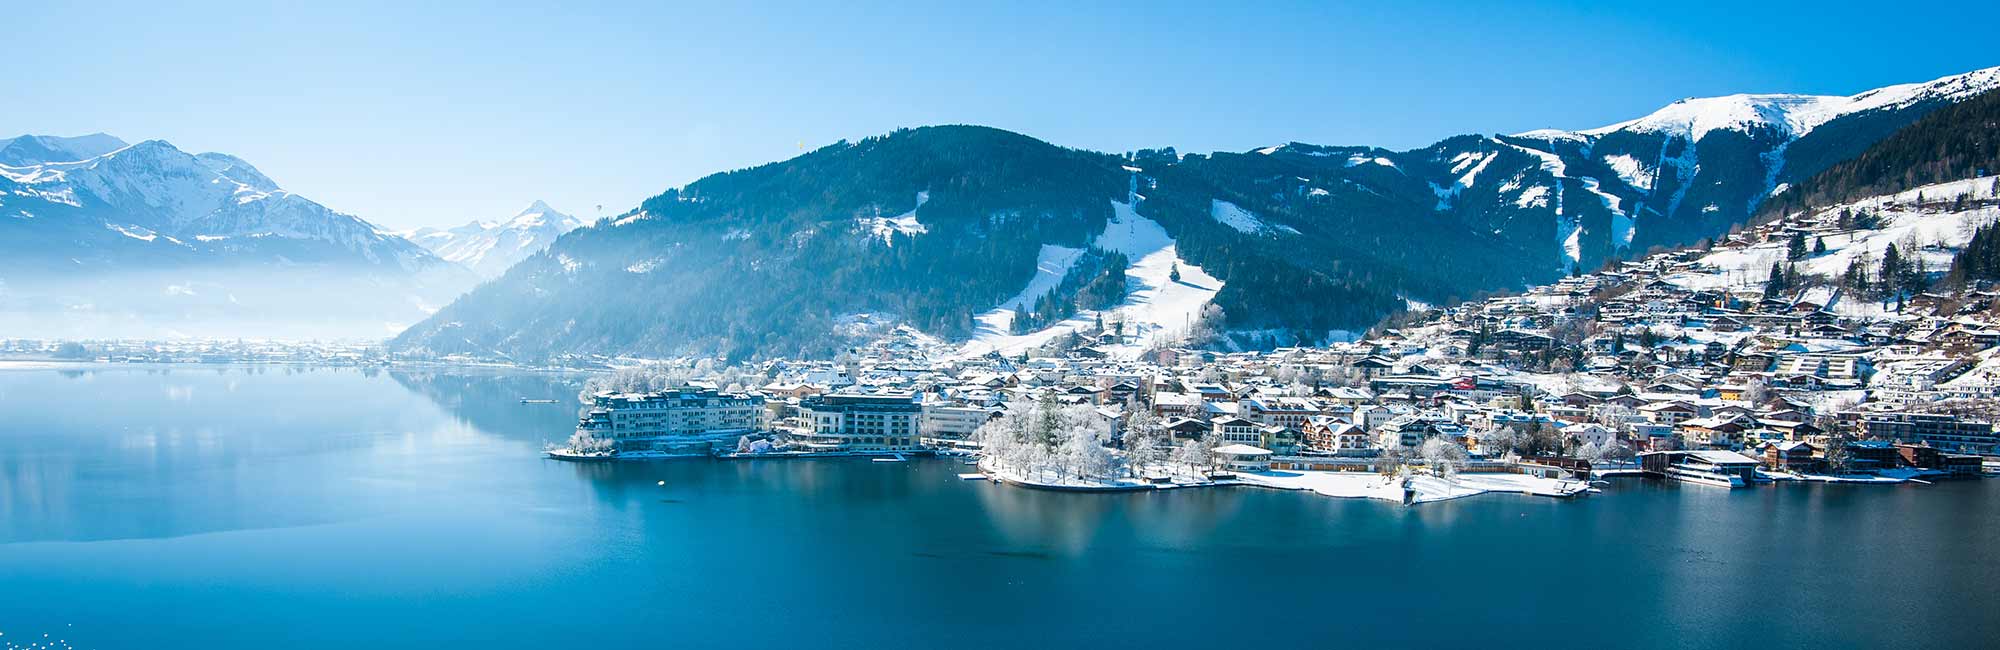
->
xmin=975 ymin=394 xmax=1121 ymax=483
xmin=576 ymin=358 xmax=765 ymax=402
xmin=1770 ymin=236 xmax=1934 ymax=301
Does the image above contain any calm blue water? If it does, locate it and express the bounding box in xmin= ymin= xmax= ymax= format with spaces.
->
xmin=2 ymin=364 xmax=1997 ymax=649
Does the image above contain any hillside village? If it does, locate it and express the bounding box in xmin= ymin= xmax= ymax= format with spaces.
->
xmin=547 ymin=177 xmax=2000 ymax=495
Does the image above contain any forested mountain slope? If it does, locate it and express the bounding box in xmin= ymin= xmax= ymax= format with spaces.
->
xmin=393 ymin=68 xmax=2000 ymax=360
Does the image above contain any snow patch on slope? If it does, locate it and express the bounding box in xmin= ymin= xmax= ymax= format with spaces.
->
xmin=1602 ymin=154 xmax=1653 ymax=191
xmin=859 ymin=191 xmax=930 ymax=246
xmin=1344 ymin=154 xmax=1398 ymax=169
xmin=1210 ymin=199 xmax=1298 ymax=236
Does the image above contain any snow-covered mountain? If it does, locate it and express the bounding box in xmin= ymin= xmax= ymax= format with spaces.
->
xmin=406 ymin=200 xmax=587 ymax=278
xmin=0 ymin=135 xmax=476 ymax=339
xmin=0 ymin=133 xmax=130 ymax=166
xmin=1247 ymin=66 xmax=2000 ymax=277
xmin=394 ymin=67 xmax=2000 ymax=360
xmin=1571 ymin=67 xmax=2000 ymax=141
xmin=1487 ymin=66 xmax=2000 ymax=269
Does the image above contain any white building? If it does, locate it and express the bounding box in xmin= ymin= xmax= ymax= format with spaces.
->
xmin=576 ymin=388 xmax=765 ymax=453
xmin=794 ymin=392 xmax=924 ymax=452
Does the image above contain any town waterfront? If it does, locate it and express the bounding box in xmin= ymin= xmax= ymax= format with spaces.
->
xmin=3 ymin=364 xmax=1997 ymax=649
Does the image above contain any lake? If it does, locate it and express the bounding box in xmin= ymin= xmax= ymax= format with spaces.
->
xmin=2 ymin=364 xmax=1996 ymax=649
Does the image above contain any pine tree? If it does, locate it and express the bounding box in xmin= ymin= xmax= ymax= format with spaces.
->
xmin=1881 ymin=244 xmax=1904 ymax=297
xmin=1764 ymin=262 xmax=1791 ymax=298
xmin=1787 ymin=231 xmax=1807 ymax=260
xmin=1813 ymin=237 xmax=1827 ymax=255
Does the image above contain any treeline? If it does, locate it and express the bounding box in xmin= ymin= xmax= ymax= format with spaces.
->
xmin=1950 ymin=222 xmax=2000 ymax=285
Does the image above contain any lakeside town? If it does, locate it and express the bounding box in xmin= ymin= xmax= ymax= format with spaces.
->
xmin=540 ymin=178 xmax=2000 ymax=501
xmin=15 ymin=181 xmax=2000 ymax=504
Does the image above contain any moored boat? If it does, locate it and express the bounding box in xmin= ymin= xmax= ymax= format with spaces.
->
xmin=544 ymin=447 xmax=618 ymax=462
xmin=1665 ymin=463 xmax=1747 ymax=488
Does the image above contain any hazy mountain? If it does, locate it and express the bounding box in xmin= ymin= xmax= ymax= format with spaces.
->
xmin=406 ymin=201 xmax=588 ymax=278
xmin=0 ymin=133 xmax=130 ymax=166
xmin=0 ymin=136 xmax=476 ymax=339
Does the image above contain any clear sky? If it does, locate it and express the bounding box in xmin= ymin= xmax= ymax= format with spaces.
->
xmin=7 ymin=0 xmax=1995 ymax=230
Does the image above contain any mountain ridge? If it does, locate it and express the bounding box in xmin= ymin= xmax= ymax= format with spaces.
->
xmin=0 ymin=135 xmax=475 ymax=339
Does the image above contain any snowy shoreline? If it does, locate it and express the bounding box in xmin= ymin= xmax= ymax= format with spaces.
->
xmin=978 ymin=460 xmax=1594 ymax=504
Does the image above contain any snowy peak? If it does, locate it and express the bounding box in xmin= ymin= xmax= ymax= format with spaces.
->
xmin=503 ymin=199 xmax=582 ymax=230
xmin=0 ymin=133 xmax=130 ymax=166
xmin=1581 ymin=93 xmax=1845 ymax=141
xmin=408 ymin=200 xmax=586 ymax=278
xmin=1544 ymin=65 xmax=2000 ymax=143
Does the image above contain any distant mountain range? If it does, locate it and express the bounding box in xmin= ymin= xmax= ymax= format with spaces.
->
xmin=0 ymin=135 xmax=475 ymax=339
xmin=403 ymin=201 xmax=588 ymax=279
xmin=391 ymin=65 xmax=2000 ymax=361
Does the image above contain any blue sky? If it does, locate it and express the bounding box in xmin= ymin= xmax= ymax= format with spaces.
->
xmin=7 ymin=1 xmax=1995 ymax=229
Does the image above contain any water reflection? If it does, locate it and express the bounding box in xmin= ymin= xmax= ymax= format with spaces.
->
xmin=2 ymin=366 xmax=1997 ymax=650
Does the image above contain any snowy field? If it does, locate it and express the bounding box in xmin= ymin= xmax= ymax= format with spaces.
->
xmin=1663 ymin=176 xmax=2000 ymax=307
xmin=1237 ymin=469 xmax=1591 ymax=503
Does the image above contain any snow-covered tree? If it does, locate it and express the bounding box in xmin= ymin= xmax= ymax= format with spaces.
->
xmin=1593 ymin=404 xmax=1631 ymax=426
xmin=563 ymin=429 xmax=614 ymax=454
xmin=1478 ymin=426 xmax=1521 ymax=458
xmin=1598 ymin=439 xmax=1635 ymax=463
xmin=1419 ymin=436 xmax=1468 ymax=480
xmin=1174 ymin=439 xmax=1210 ymax=477
xmin=974 ymin=394 xmax=1117 ymax=483
xmin=1123 ymin=409 xmax=1167 ymax=477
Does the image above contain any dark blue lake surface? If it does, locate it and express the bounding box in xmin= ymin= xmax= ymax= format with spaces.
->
xmin=2 ymin=364 xmax=1997 ymax=649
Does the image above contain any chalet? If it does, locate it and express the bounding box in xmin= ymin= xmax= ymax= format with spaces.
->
xmin=1374 ymin=416 xmax=1437 ymax=449
xmin=1759 ymin=440 xmax=1819 ymax=472
xmin=1639 ymin=401 xmax=1700 ymax=426
xmin=1490 ymin=329 xmax=1556 ymax=352
xmin=1757 ymin=418 xmax=1821 ymax=441
xmin=1560 ymin=422 xmax=1614 ymax=447
xmin=1302 ymin=418 xmax=1376 ymax=456
xmin=1152 ymin=392 xmax=1201 ymax=418
xmin=1937 ymin=323 xmax=2000 ymax=351
xmin=1163 ymin=417 xmax=1211 ymax=442
xmin=1350 ymin=356 xmax=1396 ymax=378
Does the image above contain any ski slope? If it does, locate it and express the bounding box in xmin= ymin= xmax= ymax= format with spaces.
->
xmin=956 ymin=191 xmax=1224 ymax=359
